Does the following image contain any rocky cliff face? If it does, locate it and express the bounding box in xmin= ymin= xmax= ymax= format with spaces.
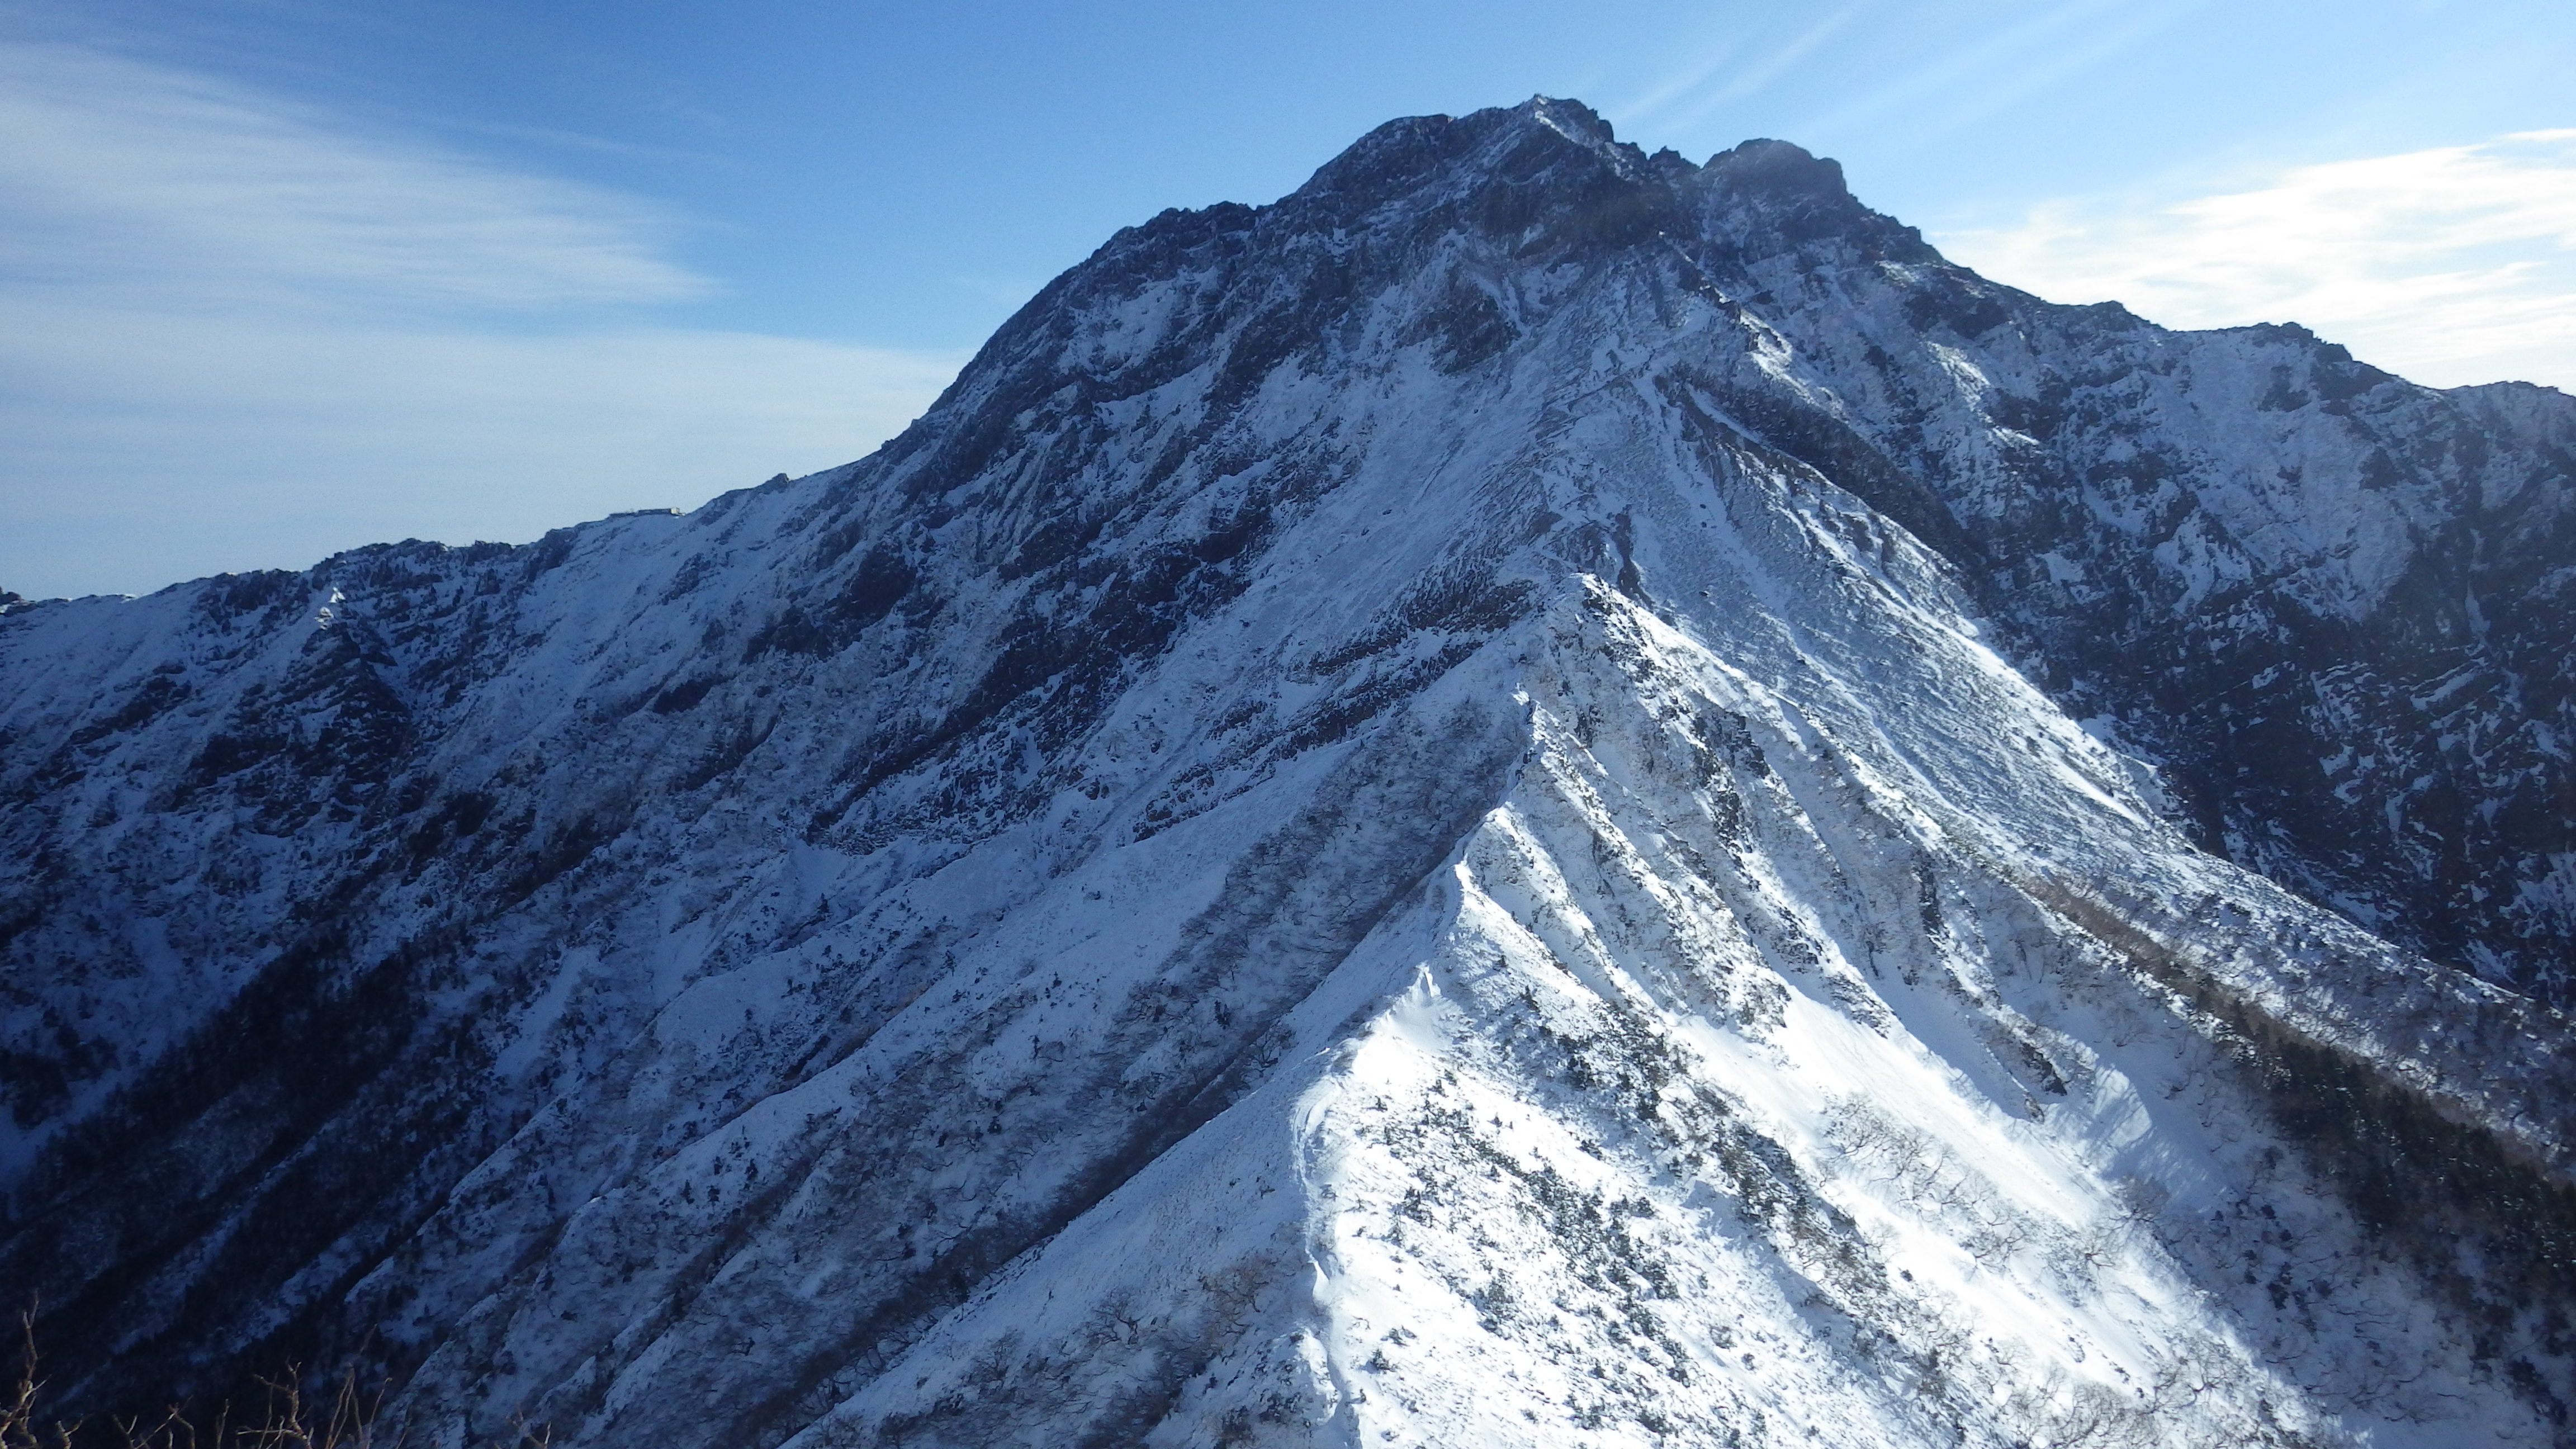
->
xmin=1664 ymin=149 xmax=2576 ymax=1001
xmin=6 ymin=99 xmax=2575 ymax=1448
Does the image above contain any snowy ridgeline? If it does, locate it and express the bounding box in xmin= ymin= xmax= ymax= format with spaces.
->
xmin=3 ymin=97 xmax=2576 ymax=1448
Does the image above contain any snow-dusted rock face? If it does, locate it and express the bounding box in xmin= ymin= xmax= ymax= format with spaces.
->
xmin=1666 ymin=150 xmax=2576 ymax=1002
xmin=5 ymin=98 xmax=2575 ymax=1447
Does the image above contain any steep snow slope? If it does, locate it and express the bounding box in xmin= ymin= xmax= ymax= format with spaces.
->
xmin=1660 ymin=140 xmax=2576 ymax=1000
xmin=4 ymin=98 xmax=2574 ymax=1447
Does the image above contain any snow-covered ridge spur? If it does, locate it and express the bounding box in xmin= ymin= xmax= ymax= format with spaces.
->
xmin=4 ymin=96 xmax=2575 ymax=1447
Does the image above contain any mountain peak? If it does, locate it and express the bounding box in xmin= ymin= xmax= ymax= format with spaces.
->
xmin=1702 ymin=135 xmax=1849 ymax=200
xmin=1512 ymin=93 xmax=1619 ymax=149
xmin=1271 ymin=99 xmax=1919 ymax=276
xmin=1285 ymin=97 xmax=1658 ymax=221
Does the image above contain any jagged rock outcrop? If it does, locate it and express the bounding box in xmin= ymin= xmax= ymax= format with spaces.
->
xmin=5 ymin=98 xmax=2574 ymax=1447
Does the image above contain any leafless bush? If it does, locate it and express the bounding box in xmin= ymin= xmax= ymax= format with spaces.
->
xmin=0 ymin=1309 xmax=550 ymax=1449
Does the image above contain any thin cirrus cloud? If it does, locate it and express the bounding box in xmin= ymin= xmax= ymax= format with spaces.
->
xmin=1939 ymin=131 xmax=2576 ymax=392
xmin=0 ymin=40 xmax=963 ymax=601
xmin=0 ymin=40 xmax=708 ymax=312
xmin=1609 ymin=7 xmax=1863 ymax=131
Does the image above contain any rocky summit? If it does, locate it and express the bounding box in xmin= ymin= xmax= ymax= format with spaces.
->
xmin=6 ymin=98 xmax=2576 ymax=1448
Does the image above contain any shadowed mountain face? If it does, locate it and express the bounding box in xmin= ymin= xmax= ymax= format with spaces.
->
xmin=5 ymin=99 xmax=2575 ymax=1448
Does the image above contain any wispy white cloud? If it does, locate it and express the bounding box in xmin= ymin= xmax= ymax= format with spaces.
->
xmin=1787 ymin=0 xmax=2198 ymax=150
xmin=1609 ymin=7 xmax=1863 ymax=134
xmin=0 ymin=41 xmax=708 ymax=311
xmin=0 ymin=40 xmax=962 ymax=599
xmin=1939 ymin=131 xmax=2576 ymax=391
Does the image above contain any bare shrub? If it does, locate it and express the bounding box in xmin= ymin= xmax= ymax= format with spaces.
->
xmin=0 ymin=1308 xmax=549 ymax=1449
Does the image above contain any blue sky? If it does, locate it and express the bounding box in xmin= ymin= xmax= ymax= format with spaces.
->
xmin=5 ymin=0 xmax=2573 ymax=598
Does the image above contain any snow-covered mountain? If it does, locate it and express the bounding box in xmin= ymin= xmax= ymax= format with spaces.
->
xmin=7 ymin=98 xmax=2576 ymax=1447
